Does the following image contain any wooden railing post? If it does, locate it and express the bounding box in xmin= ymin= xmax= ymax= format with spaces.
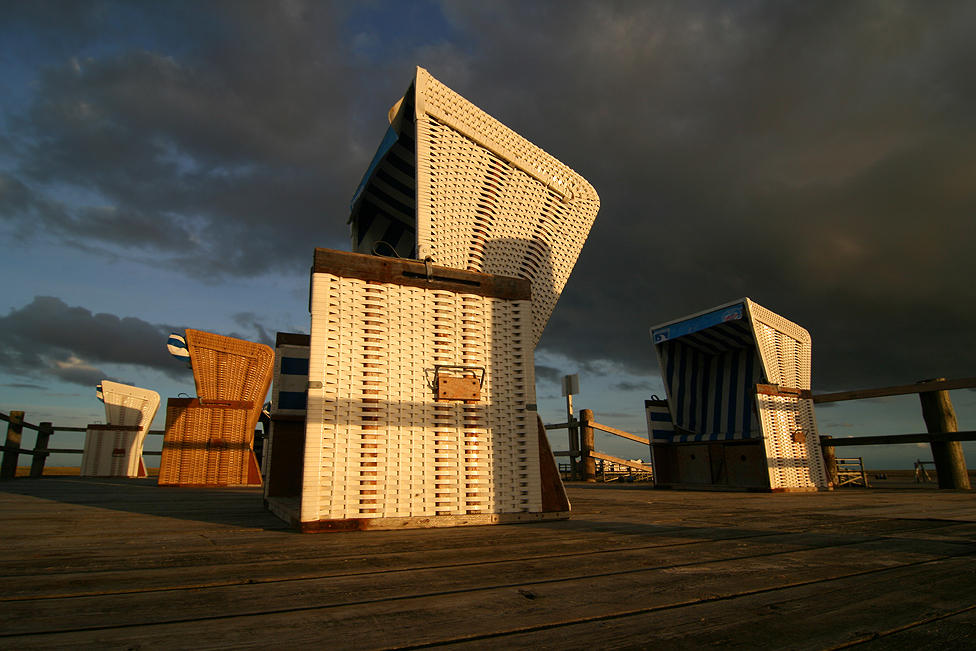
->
xmin=568 ymin=416 xmax=580 ymax=481
xmin=1 ymin=411 xmax=25 ymax=481
xmin=821 ymin=435 xmax=839 ymax=487
xmin=580 ymin=409 xmax=596 ymax=483
xmin=30 ymin=422 xmax=53 ymax=478
xmin=919 ymin=379 xmax=969 ymax=490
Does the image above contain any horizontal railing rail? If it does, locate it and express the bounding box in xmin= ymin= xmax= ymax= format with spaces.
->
xmin=2 ymin=409 xmax=264 ymax=480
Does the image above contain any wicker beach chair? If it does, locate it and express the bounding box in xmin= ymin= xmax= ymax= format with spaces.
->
xmin=349 ymin=66 xmax=600 ymax=347
xmin=265 ymin=69 xmax=589 ymax=531
xmin=647 ymin=299 xmax=830 ymax=491
xmin=81 ymin=380 xmax=160 ymax=478
xmin=158 ymin=330 xmax=273 ymax=486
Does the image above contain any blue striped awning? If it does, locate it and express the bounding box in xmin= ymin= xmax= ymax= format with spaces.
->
xmin=653 ymin=304 xmax=763 ymax=441
xmin=349 ymin=86 xmax=418 ymax=259
xmin=167 ymin=333 xmax=191 ymax=367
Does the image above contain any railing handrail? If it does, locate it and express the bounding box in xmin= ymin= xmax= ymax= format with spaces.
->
xmin=756 ymin=376 xmax=976 ymax=404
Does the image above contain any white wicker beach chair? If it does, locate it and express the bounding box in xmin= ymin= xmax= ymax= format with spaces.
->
xmin=648 ymin=299 xmax=830 ymax=491
xmin=81 ymin=380 xmax=160 ymax=478
xmin=266 ymin=68 xmax=591 ymax=531
xmin=349 ymin=66 xmax=600 ymax=347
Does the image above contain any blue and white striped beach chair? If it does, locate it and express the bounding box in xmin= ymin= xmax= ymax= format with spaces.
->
xmin=648 ymin=299 xmax=829 ymax=491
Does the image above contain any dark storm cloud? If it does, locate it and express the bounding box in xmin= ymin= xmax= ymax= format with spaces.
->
xmin=533 ymin=365 xmax=564 ymax=385
xmin=2 ymin=1 xmax=363 ymax=277
xmin=0 ymin=296 xmax=189 ymax=386
xmin=445 ymin=0 xmax=976 ymax=391
xmin=2 ymin=0 xmax=975 ymax=393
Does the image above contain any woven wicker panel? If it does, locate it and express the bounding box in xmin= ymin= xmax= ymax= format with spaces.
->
xmin=749 ymin=300 xmax=828 ymax=490
xmin=414 ymin=68 xmax=599 ymax=346
xmin=302 ymin=269 xmax=539 ymax=524
xmin=158 ymin=399 xmax=259 ymax=486
xmin=351 ymin=67 xmax=600 ymax=347
xmin=99 ymin=380 xmax=161 ymax=429
xmin=80 ymin=426 xmax=144 ymax=477
xmin=184 ymin=329 xmax=274 ymax=439
xmin=82 ymin=381 xmax=159 ymax=477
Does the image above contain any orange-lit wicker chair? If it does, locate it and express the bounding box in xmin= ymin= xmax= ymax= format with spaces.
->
xmin=158 ymin=330 xmax=272 ymax=486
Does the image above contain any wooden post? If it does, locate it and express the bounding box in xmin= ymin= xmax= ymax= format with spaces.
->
xmin=568 ymin=419 xmax=580 ymax=481
xmin=580 ymin=409 xmax=596 ymax=483
xmin=821 ymin=435 xmax=838 ymax=488
xmin=566 ymin=393 xmax=579 ymax=481
xmin=1 ymin=411 xmax=25 ymax=481
xmin=30 ymin=422 xmax=53 ymax=478
xmin=919 ymin=379 xmax=969 ymax=490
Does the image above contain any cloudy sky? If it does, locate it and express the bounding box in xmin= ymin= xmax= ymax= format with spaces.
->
xmin=2 ymin=0 xmax=974 ymax=469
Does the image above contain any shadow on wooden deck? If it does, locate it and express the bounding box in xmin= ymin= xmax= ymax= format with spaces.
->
xmin=3 ymin=478 xmax=976 ymax=650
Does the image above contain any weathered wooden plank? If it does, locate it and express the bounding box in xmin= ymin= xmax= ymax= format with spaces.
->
xmin=5 ymin=479 xmax=976 ymax=650
xmin=589 ymin=450 xmax=653 ymax=471
xmin=444 ymin=557 xmax=976 ymax=650
xmin=757 ymin=377 xmax=976 ymax=403
xmin=822 ymin=431 xmax=976 ymax=446
xmin=312 ymin=247 xmax=531 ymax=301
xmin=2 ymin=545 xmax=974 ymax=649
xmin=584 ymin=420 xmax=650 ymax=446
xmin=811 ymin=376 xmax=976 ymax=403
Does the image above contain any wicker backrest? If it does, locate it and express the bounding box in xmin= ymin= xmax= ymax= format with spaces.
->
xmin=183 ymin=329 xmax=274 ymax=435
xmin=350 ymin=67 xmax=600 ymax=347
xmin=98 ymin=380 xmax=161 ymax=433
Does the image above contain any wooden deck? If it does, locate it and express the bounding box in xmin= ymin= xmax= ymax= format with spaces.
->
xmin=2 ymin=478 xmax=976 ymax=650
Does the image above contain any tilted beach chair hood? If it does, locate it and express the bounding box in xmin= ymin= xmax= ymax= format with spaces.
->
xmin=349 ymin=66 xmax=600 ymax=347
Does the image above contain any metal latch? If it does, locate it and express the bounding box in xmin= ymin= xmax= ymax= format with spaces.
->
xmin=433 ymin=365 xmax=486 ymax=402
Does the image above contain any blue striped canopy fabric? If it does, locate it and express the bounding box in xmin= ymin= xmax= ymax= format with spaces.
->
xmin=645 ymin=398 xmax=674 ymax=443
xmin=655 ymin=318 xmax=763 ymax=441
xmin=167 ymin=333 xmax=191 ymax=368
xmin=271 ymin=338 xmax=311 ymax=418
xmin=95 ymin=383 xmax=104 ymax=403
xmin=349 ymin=89 xmax=418 ymax=259
xmin=275 ymin=351 xmax=309 ymax=413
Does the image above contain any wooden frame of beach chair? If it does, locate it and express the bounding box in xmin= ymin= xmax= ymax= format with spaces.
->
xmin=81 ymin=380 xmax=160 ymax=478
xmin=349 ymin=66 xmax=600 ymax=348
xmin=647 ymin=298 xmax=830 ymax=492
xmin=158 ymin=330 xmax=273 ymax=487
xmin=263 ymin=332 xmax=310 ymax=502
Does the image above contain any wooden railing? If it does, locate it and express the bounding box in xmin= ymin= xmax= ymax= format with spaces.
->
xmin=0 ymin=410 xmax=167 ymax=480
xmin=1 ymin=410 xmax=265 ymax=480
xmin=759 ymin=376 xmax=976 ymax=490
xmin=547 ymin=409 xmax=651 ymax=482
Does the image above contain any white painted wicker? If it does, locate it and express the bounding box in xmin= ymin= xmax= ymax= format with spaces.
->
xmin=649 ymin=298 xmax=829 ymax=491
xmin=306 ymin=274 xmax=536 ymax=520
xmin=264 ymin=250 xmax=555 ymax=531
xmin=350 ymin=67 xmax=600 ymax=347
xmin=81 ymin=380 xmax=160 ymax=478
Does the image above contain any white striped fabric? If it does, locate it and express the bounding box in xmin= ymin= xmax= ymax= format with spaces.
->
xmin=644 ymin=398 xmax=674 ymax=443
xmin=167 ymin=333 xmax=191 ymax=367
